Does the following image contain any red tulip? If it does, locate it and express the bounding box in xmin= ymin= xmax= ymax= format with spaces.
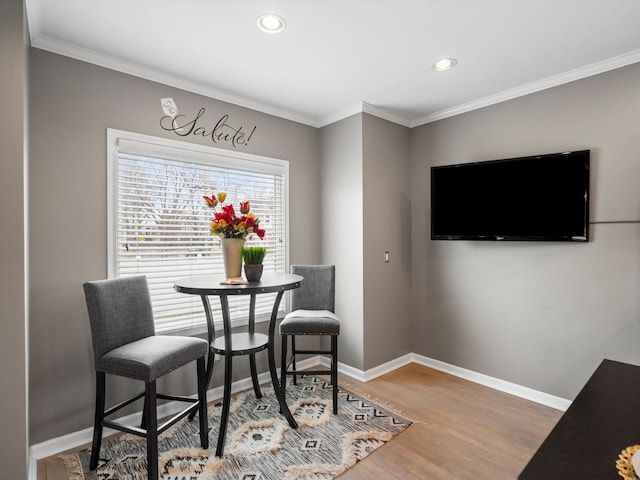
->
xmin=222 ymin=204 xmax=235 ymax=217
xmin=240 ymin=201 xmax=250 ymax=214
xmin=203 ymin=195 xmax=217 ymax=208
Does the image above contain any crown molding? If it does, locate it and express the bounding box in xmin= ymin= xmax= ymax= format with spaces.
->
xmin=361 ymin=103 xmax=411 ymax=127
xmin=316 ymin=103 xmax=365 ymax=127
xmin=25 ymin=0 xmax=640 ymax=132
xmin=410 ymin=48 xmax=640 ymax=127
xmin=29 ymin=31 xmax=640 ymax=131
xmin=29 ymin=33 xmax=321 ymax=128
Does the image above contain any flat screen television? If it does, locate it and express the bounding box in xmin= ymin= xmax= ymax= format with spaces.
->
xmin=430 ymin=150 xmax=590 ymax=242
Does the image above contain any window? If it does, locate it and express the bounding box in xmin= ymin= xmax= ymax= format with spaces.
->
xmin=107 ymin=129 xmax=289 ymax=333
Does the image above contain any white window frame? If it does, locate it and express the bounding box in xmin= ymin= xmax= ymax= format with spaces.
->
xmin=107 ymin=128 xmax=290 ymax=334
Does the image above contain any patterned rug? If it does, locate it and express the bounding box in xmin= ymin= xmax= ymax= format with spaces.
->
xmin=59 ymin=375 xmax=411 ymax=479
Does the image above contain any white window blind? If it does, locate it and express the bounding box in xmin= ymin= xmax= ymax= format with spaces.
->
xmin=107 ymin=129 xmax=289 ymax=333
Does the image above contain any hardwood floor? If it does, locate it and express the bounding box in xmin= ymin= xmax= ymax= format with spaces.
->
xmin=337 ymin=364 xmax=562 ymax=480
xmin=38 ymin=363 xmax=562 ymax=479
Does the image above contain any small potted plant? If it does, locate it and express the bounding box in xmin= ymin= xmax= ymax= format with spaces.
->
xmin=242 ymin=246 xmax=266 ymax=282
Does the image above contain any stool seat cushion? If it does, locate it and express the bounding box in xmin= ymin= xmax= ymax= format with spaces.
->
xmin=97 ymin=335 xmax=209 ymax=381
xmin=280 ymin=309 xmax=341 ymax=335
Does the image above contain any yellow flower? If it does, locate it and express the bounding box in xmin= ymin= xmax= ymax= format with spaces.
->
xmin=217 ymin=192 xmax=227 ymax=203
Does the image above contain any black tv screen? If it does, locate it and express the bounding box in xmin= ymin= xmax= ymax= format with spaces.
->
xmin=431 ymin=150 xmax=590 ymax=241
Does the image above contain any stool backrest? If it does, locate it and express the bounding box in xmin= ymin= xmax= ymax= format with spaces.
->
xmin=83 ymin=275 xmax=155 ymax=363
xmin=290 ymin=265 xmax=335 ymax=312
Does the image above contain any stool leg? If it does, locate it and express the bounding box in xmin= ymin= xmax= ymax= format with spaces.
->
xmin=141 ymin=391 xmax=148 ymax=429
xmin=216 ymin=353 xmax=232 ymax=457
xmin=280 ymin=334 xmax=288 ymax=404
xmin=291 ymin=335 xmax=298 ymax=385
xmin=332 ymin=335 xmax=338 ymax=414
xmin=90 ymin=372 xmax=105 ymax=470
xmin=197 ymin=357 xmax=209 ymax=449
xmin=145 ymin=380 xmax=158 ymax=480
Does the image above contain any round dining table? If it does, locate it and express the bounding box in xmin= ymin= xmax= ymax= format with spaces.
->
xmin=174 ymin=272 xmax=303 ymax=456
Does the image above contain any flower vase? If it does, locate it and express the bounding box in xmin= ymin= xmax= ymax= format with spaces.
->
xmin=221 ymin=238 xmax=245 ymax=279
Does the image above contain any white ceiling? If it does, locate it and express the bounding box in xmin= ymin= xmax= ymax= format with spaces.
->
xmin=25 ymin=0 xmax=640 ymax=128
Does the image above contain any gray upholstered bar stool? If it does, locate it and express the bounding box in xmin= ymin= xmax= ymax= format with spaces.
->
xmin=83 ymin=275 xmax=209 ymax=480
xmin=279 ymin=265 xmax=340 ymax=413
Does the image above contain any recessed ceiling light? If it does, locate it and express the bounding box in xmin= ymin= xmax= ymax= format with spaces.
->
xmin=257 ymin=13 xmax=286 ymax=33
xmin=432 ymin=58 xmax=458 ymax=72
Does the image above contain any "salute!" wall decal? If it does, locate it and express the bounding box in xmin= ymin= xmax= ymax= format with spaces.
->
xmin=160 ymin=98 xmax=257 ymax=148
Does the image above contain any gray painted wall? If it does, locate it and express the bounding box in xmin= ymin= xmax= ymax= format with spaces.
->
xmin=362 ymin=114 xmax=412 ymax=369
xmin=319 ymin=115 xmax=365 ymax=370
xmin=0 ymin=0 xmax=29 ymax=477
xmin=317 ymin=113 xmax=413 ymax=371
xmin=410 ymin=62 xmax=640 ymax=400
xmin=28 ymin=49 xmax=321 ymax=444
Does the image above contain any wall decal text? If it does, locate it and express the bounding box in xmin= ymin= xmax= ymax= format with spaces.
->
xmin=160 ymin=98 xmax=257 ymax=148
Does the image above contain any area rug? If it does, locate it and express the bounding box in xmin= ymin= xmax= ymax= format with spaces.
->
xmin=59 ymin=375 xmax=411 ymax=479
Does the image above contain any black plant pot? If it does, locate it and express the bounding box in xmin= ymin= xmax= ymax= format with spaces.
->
xmin=244 ymin=264 xmax=264 ymax=282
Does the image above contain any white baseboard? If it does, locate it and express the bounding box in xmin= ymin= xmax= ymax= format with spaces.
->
xmin=319 ymin=353 xmax=571 ymax=411
xmin=317 ymin=353 xmax=414 ymax=382
xmin=29 ymin=353 xmax=569 ymax=479
xmin=410 ymin=354 xmax=571 ymax=411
